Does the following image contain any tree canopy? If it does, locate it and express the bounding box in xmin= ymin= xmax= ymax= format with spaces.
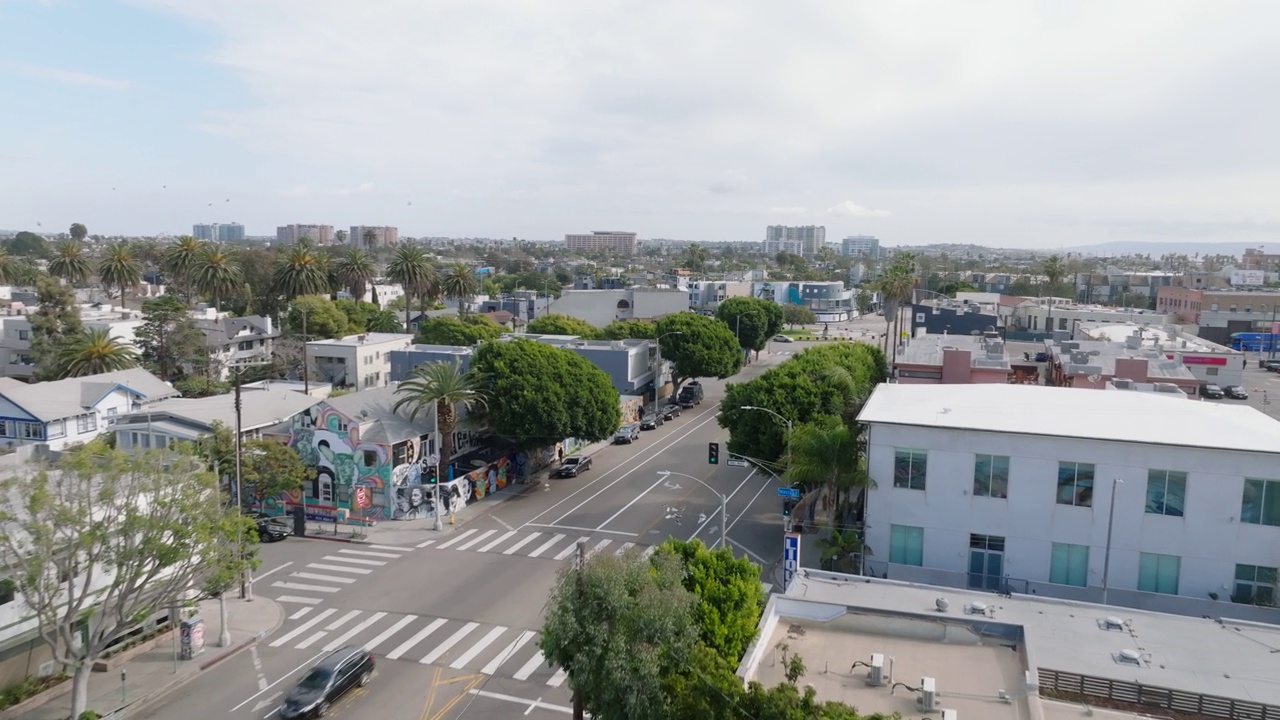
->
xmin=782 ymin=304 xmax=817 ymax=328
xmin=29 ymin=277 xmax=83 ymax=382
xmin=470 ymin=338 xmax=621 ymax=447
xmin=136 ymin=294 xmax=208 ymax=382
xmin=654 ymin=313 xmax=741 ymax=392
xmin=4 ymin=231 xmax=48 ymax=258
xmin=526 ymin=313 xmax=600 ymax=338
xmin=287 ymin=295 xmax=350 ymax=339
xmin=716 ymin=297 xmax=783 ymax=351
xmin=655 ymin=539 xmax=765 ymax=664
xmin=414 ymin=314 xmax=505 ymax=346
xmin=600 ymin=319 xmax=657 ymax=340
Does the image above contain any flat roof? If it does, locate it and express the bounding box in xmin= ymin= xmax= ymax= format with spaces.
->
xmin=858 ymin=383 xmax=1280 ymax=454
xmin=1046 ymin=340 xmax=1196 ymax=380
xmin=777 ymin=573 xmax=1280 ymax=709
xmin=1078 ymin=322 xmax=1237 ymax=354
xmin=898 ymin=333 xmax=1009 ymax=368
xmin=309 ymin=332 xmax=413 ymax=347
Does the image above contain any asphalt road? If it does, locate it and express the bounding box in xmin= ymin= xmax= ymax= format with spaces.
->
xmin=135 ymin=348 xmax=801 ymax=720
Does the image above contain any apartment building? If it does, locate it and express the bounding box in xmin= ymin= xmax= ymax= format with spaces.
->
xmin=840 ymin=235 xmax=880 ymax=258
xmin=688 ymin=281 xmax=754 ymax=312
xmin=0 ymin=304 xmax=145 ymax=381
xmin=350 ymin=225 xmax=399 ymax=248
xmin=564 ymin=231 xmax=638 ymax=255
xmin=192 ymin=223 xmax=245 ymax=242
xmin=276 ymin=224 xmax=335 ymax=245
xmin=859 ymin=383 xmax=1280 ymax=617
xmin=547 ymin=288 xmax=689 ymax=328
xmin=307 ymin=332 xmax=414 ymax=390
xmin=763 ymin=225 xmax=826 ymax=257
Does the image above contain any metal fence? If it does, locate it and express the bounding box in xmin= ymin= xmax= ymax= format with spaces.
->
xmin=1038 ymin=668 xmax=1280 ymax=719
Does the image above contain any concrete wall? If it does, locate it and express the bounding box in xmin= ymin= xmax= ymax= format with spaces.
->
xmin=911 ymin=304 xmax=1000 ymax=337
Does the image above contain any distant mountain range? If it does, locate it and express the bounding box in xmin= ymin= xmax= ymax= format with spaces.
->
xmin=1058 ymin=240 xmax=1260 ymax=257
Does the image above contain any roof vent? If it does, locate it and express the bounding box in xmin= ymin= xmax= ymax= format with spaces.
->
xmin=1114 ymin=648 xmax=1144 ymax=666
xmin=1100 ymin=616 xmax=1126 ymax=631
xmin=934 ymin=597 xmax=950 ymax=613
xmin=965 ymin=601 xmax=988 ymax=616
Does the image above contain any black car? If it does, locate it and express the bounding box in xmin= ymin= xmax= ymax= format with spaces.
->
xmin=279 ymin=646 xmax=375 ymax=719
xmin=1224 ymin=385 xmax=1250 ymax=400
xmin=1199 ymin=383 xmax=1226 ymax=399
xmin=247 ymin=511 xmax=289 ymax=543
xmin=553 ymin=456 xmax=592 ymax=478
xmin=660 ymin=404 xmax=681 ymax=421
xmin=639 ymin=413 xmax=663 ymax=430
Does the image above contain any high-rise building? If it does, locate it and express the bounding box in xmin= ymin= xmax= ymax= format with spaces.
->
xmin=764 ymin=225 xmax=826 ymax=257
xmin=841 ymin=235 xmax=879 ymax=258
xmin=564 ymin=231 xmax=638 ymax=255
xmin=350 ymin=226 xmax=399 ymax=248
xmin=192 ymin=223 xmax=246 ymax=242
xmin=192 ymin=224 xmax=215 ymax=241
xmin=276 ymin=224 xmax=335 ymax=245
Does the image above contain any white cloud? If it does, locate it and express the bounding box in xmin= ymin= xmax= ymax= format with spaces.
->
xmin=826 ymin=201 xmax=892 ymax=218
xmin=769 ymin=206 xmax=809 ymax=216
xmin=11 ymin=62 xmax=129 ymax=90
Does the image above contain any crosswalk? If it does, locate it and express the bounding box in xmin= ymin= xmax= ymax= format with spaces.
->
xmin=272 ymin=607 xmax=564 ymax=686
xmin=415 ymin=528 xmax=653 ymax=561
xmin=269 ymin=545 xmax=410 ymax=605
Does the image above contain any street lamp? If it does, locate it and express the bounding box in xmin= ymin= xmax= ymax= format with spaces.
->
xmin=658 ymin=471 xmax=727 ymax=550
xmin=653 ymin=331 xmax=682 ymax=406
xmin=739 ymin=405 xmax=794 ymax=435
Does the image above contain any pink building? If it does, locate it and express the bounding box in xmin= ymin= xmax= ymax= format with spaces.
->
xmin=895 ymin=333 xmax=1019 ymax=384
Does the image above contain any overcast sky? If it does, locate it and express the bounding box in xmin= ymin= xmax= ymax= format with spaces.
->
xmin=3 ymin=0 xmax=1279 ymax=248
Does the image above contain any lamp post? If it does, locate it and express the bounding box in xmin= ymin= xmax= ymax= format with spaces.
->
xmin=1101 ymin=478 xmax=1122 ymax=606
xmin=658 ymin=471 xmax=727 ymax=549
xmin=298 ymin=306 xmax=311 ymax=394
xmin=739 ymin=405 xmax=793 ymax=435
xmin=653 ymin=331 xmax=682 ymax=406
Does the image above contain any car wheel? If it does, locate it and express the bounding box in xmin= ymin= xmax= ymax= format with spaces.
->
xmin=316 ymin=701 xmax=330 ymax=717
xmin=359 ymin=671 xmax=371 ymax=687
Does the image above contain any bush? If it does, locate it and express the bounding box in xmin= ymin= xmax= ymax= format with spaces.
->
xmin=0 ymin=674 xmax=68 ymax=710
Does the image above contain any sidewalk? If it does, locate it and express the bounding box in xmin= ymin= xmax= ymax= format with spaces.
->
xmin=18 ymin=596 xmax=282 ymax=720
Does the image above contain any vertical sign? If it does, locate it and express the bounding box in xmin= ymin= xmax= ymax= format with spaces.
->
xmin=783 ymin=532 xmax=801 ymax=591
xmin=355 ymin=487 xmax=370 ymax=508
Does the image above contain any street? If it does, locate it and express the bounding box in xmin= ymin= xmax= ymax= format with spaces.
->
xmin=135 ymin=350 xmax=796 ymax=720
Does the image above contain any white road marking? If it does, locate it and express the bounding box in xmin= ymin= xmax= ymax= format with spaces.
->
xmin=482 ymin=630 xmax=538 ymax=675
xmin=324 ymin=610 xmax=362 ymax=631
xmin=364 ymin=615 xmax=416 ymax=652
xmin=513 ymin=650 xmax=546 ymax=681
xmin=436 ymin=528 xmax=478 ymax=549
xmin=269 ymin=609 xmax=337 ymax=647
xmin=292 ymin=572 xmax=356 ymax=584
xmin=501 ymin=533 xmax=542 ymax=555
xmin=287 ymin=607 xmax=314 ymax=620
xmin=324 ymin=612 xmax=388 ymax=651
xmin=466 ymin=689 xmax=572 ymax=716
xmin=420 ymin=622 xmax=479 ymax=664
xmin=688 ymin=467 xmax=761 ymax=541
xmin=527 ymin=534 xmax=565 ymax=558
xmin=321 ymin=555 xmax=384 ymax=566
xmin=249 ymin=562 xmax=293 ymax=585
xmin=594 ymin=476 xmax=667 ymax=529
xmin=338 ymin=548 xmax=402 ymax=558
xmin=295 ymin=630 xmax=329 ymax=650
xmin=416 ymin=539 xmax=437 ymax=548
xmin=642 ymin=546 xmax=656 ymax=559
xmin=276 ymin=595 xmax=322 ymax=605
xmin=450 ymin=625 xmax=508 ymax=669
xmin=250 ymin=645 xmax=268 ymax=691
xmin=309 ymin=563 xmax=372 ymax=575
xmin=523 ymin=523 xmax=636 ymax=537
xmin=230 ymin=651 xmax=327 ymax=712
xmin=386 ymin=619 xmax=446 ymax=660
xmin=586 ymin=539 xmax=612 ymax=557
xmin=455 ymin=529 xmax=497 ymax=551
xmin=493 ymin=515 xmax=514 ymax=531
xmin=553 ymin=538 xmax=589 ymax=561
xmin=615 ymin=542 xmax=635 ymax=555
xmin=547 ymin=667 xmax=568 ymax=687
xmin=368 ymin=544 xmax=406 ymax=551
xmin=250 ymin=691 xmax=281 ymax=714
xmin=271 ymin=582 xmax=340 ymax=594
xmin=477 ymin=531 xmax=516 ymax=552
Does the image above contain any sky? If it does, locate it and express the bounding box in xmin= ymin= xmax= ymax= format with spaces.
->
xmin=3 ymin=1 xmax=1280 ymax=248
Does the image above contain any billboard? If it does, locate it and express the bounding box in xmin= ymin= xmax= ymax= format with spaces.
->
xmin=1231 ymin=270 xmax=1265 ymax=286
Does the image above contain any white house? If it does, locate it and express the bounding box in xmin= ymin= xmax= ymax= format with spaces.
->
xmin=307 ymin=333 xmax=415 ymax=390
xmin=858 ymin=383 xmax=1280 ymax=617
xmin=112 ymin=387 xmax=321 ymax=449
xmin=0 ymin=304 xmax=144 ymax=382
xmin=0 ymin=369 xmax=178 ymax=451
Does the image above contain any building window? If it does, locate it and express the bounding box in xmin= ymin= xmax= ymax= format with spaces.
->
xmin=1206 ymin=367 xmax=1218 ymax=376
xmin=107 ymin=407 xmax=117 ymax=417
xmin=76 ymin=414 xmax=97 ymax=433
xmin=363 ymin=450 xmax=378 ymax=467
xmin=0 ymin=578 xmax=13 ymax=606
xmin=17 ymin=330 xmax=28 ymax=341
xmin=1137 ymin=553 xmax=1180 ymax=595
xmin=973 ymin=454 xmax=1009 ymax=499
xmin=1242 ymin=478 xmax=1280 ymax=526
xmin=19 ymin=422 xmax=43 ymax=440
xmin=889 ymin=525 xmax=923 ymax=566
xmin=0 ymin=420 xmax=9 ymax=437
xmin=1145 ymin=470 xmax=1186 ymax=517
xmin=1049 ymin=543 xmax=1089 ymax=587
xmin=1234 ymin=564 xmax=1277 ymax=605
xmin=238 ymin=341 xmax=253 ymax=351
xmin=893 ymin=449 xmax=927 ymax=490
xmin=47 ymin=420 xmax=65 ymax=439
xmin=1056 ymin=461 xmax=1094 ymax=507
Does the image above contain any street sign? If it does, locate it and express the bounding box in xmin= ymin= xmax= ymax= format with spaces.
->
xmin=726 ymin=458 xmax=748 ymax=468
xmin=355 ymin=487 xmax=370 ymax=508
xmin=783 ymin=532 xmax=801 ymax=590
xmin=777 ymin=487 xmax=801 ymax=499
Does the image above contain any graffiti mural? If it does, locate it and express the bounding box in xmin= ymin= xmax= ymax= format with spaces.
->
xmin=284 ymin=404 xmax=395 ymax=522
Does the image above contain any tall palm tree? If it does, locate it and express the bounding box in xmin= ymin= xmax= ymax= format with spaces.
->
xmin=334 ymin=247 xmax=377 ymax=302
xmin=191 ymin=245 xmax=244 ymax=311
xmin=1040 ymin=254 xmax=1066 ymax=333
xmin=362 ymin=228 xmax=378 ymax=249
xmin=386 ymin=245 xmax=438 ymax=331
xmin=97 ymin=242 xmax=142 ymax=305
xmin=272 ymin=242 xmax=331 ymax=300
xmin=54 ymin=327 xmax=140 ymax=378
xmin=0 ymin=248 xmax=19 ymax=285
xmin=163 ymin=236 xmax=205 ymax=302
xmin=875 ymin=260 xmax=914 ymax=360
xmin=784 ymin=414 xmax=865 ymax=519
xmin=393 ymin=361 xmax=487 ymax=486
xmin=817 ymin=527 xmax=864 ymax=573
xmin=441 ymin=262 xmax=479 ymax=315
xmin=48 ymin=240 xmax=92 ymax=285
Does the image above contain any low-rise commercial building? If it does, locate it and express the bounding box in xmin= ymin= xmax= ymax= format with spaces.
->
xmin=1011 ymin=300 xmax=1175 ymax=334
xmin=1156 ymin=286 xmax=1280 ymax=346
xmin=896 ymin=333 xmax=1021 ymax=384
xmin=307 ymin=332 xmax=414 ymax=390
xmin=910 ymin=300 xmax=1003 ymax=338
xmin=1072 ymin=322 xmax=1243 ymax=388
xmin=1044 ymin=338 xmax=1199 ymax=393
xmin=753 ymin=281 xmax=853 ymax=322
xmin=547 ymin=288 xmax=689 ymax=328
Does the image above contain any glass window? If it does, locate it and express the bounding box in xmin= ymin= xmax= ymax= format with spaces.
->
xmin=1138 ymin=553 xmax=1180 ymax=595
xmin=362 ymin=450 xmax=378 ymax=467
xmin=1234 ymin=564 xmax=1277 ymax=605
xmin=889 ymin=525 xmax=923 ymax=566
xmin=973 ymin=454 xmax=1010 ymax=498
xmin=893 ymin=449 xmax=927 ymax=491
xmin=1242 ymin=479 xmax=1280 ymax=527
xmin=1050 ymin=543 xmax=1089 ymax=587
xmin=47 ymin=420 xmax=65 ymax=439
xmin=20 ymin=423 xmax=43 ymax=440
xmin=1056 ymin=462 xmax=1094 ymax=507
xmin=0 ymin=578 xmax=13 ymax=606
xmin=1145 ymin=470 xmax=1186 ymax=517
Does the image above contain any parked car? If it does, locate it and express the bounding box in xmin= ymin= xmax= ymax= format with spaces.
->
xmin=614 ymin=423 xmax=640 ymax=444
xmin=1224 ymin=385 xmax=1250 ymax=400
xmin=660 ymin=403 xmax=681 ymax=421
xmin=248 ymin=511 xmax=290 ymax=543
xmin=279 ymin=645 xmax=375 ymax=719
xmin=1264 ymin=359 xmax=1280 ymax=372
xmin=1199 ymin=383 xmax=1226 ymax=399
xmin=772 ymin=334 xmax=794 ymax=343
xmin=639 ymin=413 xmax=663 ymax=430
xmin=1034 ymin=352 xmax=1049 ymax=362
xmin=553 ymin=456 xmax=592 ymax=478
xmin=677 ymin=382 xmax=703 ymax=408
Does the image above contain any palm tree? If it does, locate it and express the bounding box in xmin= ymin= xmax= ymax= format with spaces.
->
xmin=875 ymin=259 xmax=914 ymax=360
xmin=69 ymin=223 xmax=88 ymax=242
xmin=163 ymin=236 xmax=205 ymax=301
xmin=1040 ymin=254 xmax=1066 ymax=333
xmin=191 ymin=245 xmax=244 ymax=311
xmin=386 ymin=245 xmax=438 ymax=331
xmin=334 ymin=248 xmax=377 ymax=302
xmin=393 ymin=361 xmax=488 ymax=487
xmin=97 ymin=242 xmax=142 ymax=305
xmin=784 ymin=415 xmax=865 ymax=518
xmin=272 ymin=242 xmax=331 ymax=300
xmin=441 ymin=262 xmax=479 ymax=315
xmin=817 ymin=527 xmax=864 ymax=573
xmin=0 ymin=248 xmax=19 ymax=285
xmin=54 ymin=327 xmax=140 ymax=378
xmin=48 ymin=240 xmax=92 ymax=285
xmin=362 ymin=228 xmax=378 ymax=249
xmin=366 ymin=309 xmax=404 ymax=333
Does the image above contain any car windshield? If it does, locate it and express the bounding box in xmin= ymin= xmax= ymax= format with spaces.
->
xmin=297 ymin=669 xmax=331 ymax=691
xmin=563 ymin=458 xmax=580 ymax=465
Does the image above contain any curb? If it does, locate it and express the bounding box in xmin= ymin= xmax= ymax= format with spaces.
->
xmin=127 ymin=636 xmax=259 ymax=718
xmin=298 ymin=533 xmax=362 ymax=544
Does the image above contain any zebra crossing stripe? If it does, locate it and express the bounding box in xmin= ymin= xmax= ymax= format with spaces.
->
xmin=295 ymin=630 xmax=329 ymax=650
xmin=292 ymin=572 xmax=356 ymax=584
xmin=368 ymin=545 xmax=406 ymax=552
xmin=548 ymin=667 xmax=568 ymax=688
xmin=553 ymin=538 xmax=590 ymax=561
xmin=527 ymin=534 xmax=565 ymax=558
xmin=364 ymin=616 xmax=416 ymax=653
xmin=338 ymin=548 xmax=401 ymax=559
xmin=386 ymin=619 xmax=446 ymax=660
xmin=415 ymin=539 xmax=436 ymax=548
xmin=436 ymin=529 xmax=478 ymax=549
xmin=616 ymin=542 xmax=635 ymax=555
xmin=321 ymin=555 xmax=384 ymax=566
xmin=587 ymin=539 xmax=612 ymax=557
xmin=501 ymin=533 xmax=541 ymax=555
xmin=324 ymin=610 xmax=362 ymax=631
xmin=513 ymin=650 xmax=546 ymax=681
xmin=420 ymin=622 xmax=479 ymax=665
xmin=325 ymin=612 xmax=388 ymax=651
xmin=309 ymin=563 xmax=372 ymax=575
xmin=477 ymin=531 xmax=516 ymax=553
xmin=482 ymin=630 xmax=537 ymax=675
xmin=270 ymin=609 xmax=337 ymax=648
xmin=277 ymin=596 xmax=322 ymax=605
xmin=287 ymin=607 xmax=314 ymax=620
xmin=642 ymin=546 xmax=656 ymax=558
xmin=455 ymin=530 xmax=497 ymax=551
xmin=272 ymin=582 xmax=340 ymax=594
xmin=450 ymin=626 xmax=508 ymax=669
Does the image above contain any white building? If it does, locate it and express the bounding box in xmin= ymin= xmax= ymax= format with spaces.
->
xmin=858 ymin=383 xmax=1280 ymax=616
xmin=764 ymin=225 xmax=825 ymax=257
xmin=192 ymin=311 xmax=278 ymax=379
xmin=752 ymin=281 xmax=854 ymax=322
xmin=688 ymin=281 xmax=754 ymax=312
xmin=840 ymin=235 xmax=879 ymax=258
xmin=547 ymin=288 xmax=690 ymax=328
xmin=337 ymin=283 xmax=405 ymax=310
xmin=307 ymin=332 xmax=414 ymax=390
xmin=564 ymin=231 xmax=637 ymax=255
xmin=0 ymin=304 xmax=145 ymax=382
xmin=276 ymin=224 xmax=335 ymax=245
xmin=350 ymin=226 xmax=399 ymax=248
xmin=0 ymin=368 xmax=178 ymax=451
xmin=1073 ymin=322 xmax=1244 ymax=388
xmin=113 ymin=387 xmax=320 ymax=449
xmin=1012 ymin=300 xmax=1176 ymax=334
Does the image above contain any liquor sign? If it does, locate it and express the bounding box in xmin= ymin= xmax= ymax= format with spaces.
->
xmin=783 ymin=532 xmax=801 ymax=591
xmin=1167 ymin=354 xmax=1228 ymax=366
xmin=355 ymin=487 xmax=370 ymax=508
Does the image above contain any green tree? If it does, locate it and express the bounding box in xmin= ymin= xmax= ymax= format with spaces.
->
xmin=135 ymin=294 xmax=208 ymax=381
xmin=29 ymin=278 xmax=84 ymax=381
xmin=875 ymin=256 xmax=915 ymax=358
xmin=600 ymin=319 xmax=657 ymax=340
xmin=68 ymin=223 xmax=87 ymax=242
xmin=175 ymin=376 xmax=231 ymax=398
xmin=681 ymin=243 xmax=710 ymax=273
xmin=97 ymin=242 xmax=142 ymax=303
xmin=272 ymin=242 xmax=331 ymax=300
xmin=54 ymin=327 xmax=140 ymax=378
xmin=386 ymin=245 xmax=439 ymax=331
xmin=526 ymin=313 xmax=600 ymax=338
xmin=287 ymin=295 xmax=350 ymax=339
xmin=48 ymin=240 xmax=93 ymax=285
xmin=163 ymin=236 xmax=205 ymax=301
xmin=717 ymin=297 xmax=782 ymax=352
xmin=817 ymin=526 xmax=864 ymax=574
xmin=653 ymin=313 xmax=741 ymax=397
xmin=191 ymin=244 xmax=243 ymax=311
xmin=334 ymin=247 xmax=377 ymax=302
xmin=0 ymin=444 xmax=255 ymax=720
xmin=414 ymin=315 xmax=504 ymax=346
xmin=441 ymin=262 xmax=480 ymax=315
xmin=394 ymin=361 xmax=488 ymax=483
xmin=782 ymin=304 xmax=817 ymax=328
xmin=492 ymin=270 xmax=562 ymax=298
xmin=655 ymin=539 xmax=765 ymax=665
xmin=241 ymin=438 xmax=310 ymax=503
xmin=231 ymin=247 xmax=287 ymax=320
xmin=365 ymin=309 xmax=404 ymax=333
xmin=334 ymin=298 xmax=381 ymax=333
xmin=470 ymin=339 xmax=621 ymax=447
xmin=937 ymin=280 xmax=979 ymax=297
xmin=541 ymin=549 xmax=698 ymax=720
xmin=1039 ymin=254 xmax=1066 ymax=297
xmin=5 ymin=231 xmax=48 ymax=258
xmin=785 ymin=414 xmax=865 ymax=517
xmin=854 ymin=290 xmax=874 ymax=315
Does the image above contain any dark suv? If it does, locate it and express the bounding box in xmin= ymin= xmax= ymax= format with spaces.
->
xmin=677 ymin=382 xmax=703 ymax=408
xmin=280 ymin=646 xmax=375 ymax=718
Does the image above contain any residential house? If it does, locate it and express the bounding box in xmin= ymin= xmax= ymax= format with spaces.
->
xmin=112 ymin=387 xmax=321 ymax=450
xmin=193 ymin=312 xmax=277 ymax=379
xmin=0 ymin=304 xmax=144 ymax=382
xmin=306 ymin=333 xmax=414 ymax=390
xmin=0 ymin=368 xmax=178 ymax=451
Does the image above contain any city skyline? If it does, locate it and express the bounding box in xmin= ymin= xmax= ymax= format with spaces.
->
xmin=2 ymin=2 xmax=1279 ymax=249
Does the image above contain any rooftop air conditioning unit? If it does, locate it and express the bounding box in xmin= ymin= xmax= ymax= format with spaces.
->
xmin=1111 ymin=379 xmax=1132 ymax=390
xmin=866 ymin=653 xmax=886 ymax=686
xmin=918 ymin=677 xmax=938 ymax=712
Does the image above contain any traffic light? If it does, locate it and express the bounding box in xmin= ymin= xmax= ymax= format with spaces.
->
xmin=708 ymin=442 xmax=719 ymax=465
xmin=425 ymin=466 xmax=438 ymax=485
xmin=783 ymin=498 xmax=795 ymax=517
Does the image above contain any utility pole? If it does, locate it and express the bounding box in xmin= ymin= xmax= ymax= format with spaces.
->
xmin=573 ymin=539 xmax=586 ymax=720
xmin=234 ymin=368 xmax=253 ymax=601
xmin=300 ymin=307 xmax=311 ymax=394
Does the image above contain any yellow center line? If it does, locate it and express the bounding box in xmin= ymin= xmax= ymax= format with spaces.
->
xmin=429 ymin=675 xmax=486 ymax=720
xmin=419 ymin=666 xmax=442 ymax=720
